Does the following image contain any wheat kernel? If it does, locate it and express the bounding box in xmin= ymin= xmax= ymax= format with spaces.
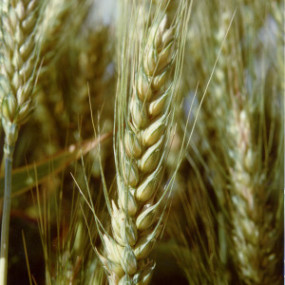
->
xmin=138 ymin=136 xmax=164 ymax=173
xmin=148 ymin=89 xmax=169 ymax=116
xmin=131 ymin=95 xmax=149 ymax=129
xmin=142 ymin=116 xmax=165 ymax=146
xmin=137 ymin=72 xmax=152 ymax=101
xmin=135 ymin=172 xmax=159 ymax=202
xmin=136 ymin=204 xmax=156 ymax=231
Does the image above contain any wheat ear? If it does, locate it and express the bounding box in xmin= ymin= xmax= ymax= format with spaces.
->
xmin=37 ymin=0 xmax=91 ymax=76
xmin=0 ymin=1 xmax=41 ymax=284
xmin=228 ymin=3 xmax=283 ymax=282
xmin=228 ymin=106 xmax=260 ymax=284
xmin=97 ymin=2 xmax=190 ymax=283
xmin=229 ymin=102 xmax=281 ymax=284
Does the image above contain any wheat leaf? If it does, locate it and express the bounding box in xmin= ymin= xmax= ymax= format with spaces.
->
xmin=0 ymin=133 xmax=111 ymax=199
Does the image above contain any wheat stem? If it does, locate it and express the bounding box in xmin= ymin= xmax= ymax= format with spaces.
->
xmin=0 ymin=1 xmax=41 ymax=283
xmin=0 ymin=143 xmax=14 ymax=285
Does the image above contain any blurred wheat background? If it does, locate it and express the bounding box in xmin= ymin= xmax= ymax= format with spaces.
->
xmin=0 ymin=0 xmax=283 ymax=284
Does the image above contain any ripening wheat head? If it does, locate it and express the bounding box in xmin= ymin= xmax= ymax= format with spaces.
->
xmin=96 ymin=1 xmax=191 ymax=284
xmin=0 ymin=0 xmax=42 ymax=145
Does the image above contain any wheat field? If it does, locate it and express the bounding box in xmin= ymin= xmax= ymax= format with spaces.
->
xmin=0 ymin=0 xmax=283 ymax=284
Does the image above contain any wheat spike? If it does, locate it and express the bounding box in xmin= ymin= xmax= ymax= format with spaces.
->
xmin=98 ymin=1 xmax=190 ymax=283
xmin=228 ymin=106 xmax=261 ymax=284
xmin=0 ymin=1 xmax=41 ymax=283
xmin=227 ymin=3 xmax=283 ymax=283
xmin=1 ymin=0 xmax=41 ymax=146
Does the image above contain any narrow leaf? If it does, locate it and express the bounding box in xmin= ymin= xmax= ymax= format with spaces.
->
xmin=0 ymin=133 xmax=111 ymax=199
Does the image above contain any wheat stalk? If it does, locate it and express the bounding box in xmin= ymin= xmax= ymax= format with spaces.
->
xmin=228 ymin=3 xmax=283 ymax=283
xmin=105 ymin=16 xmax=175 ymax=284
xmin=228 ymin=105 xmax=261 ymax=284
xmin=170 ymin=2 xmax=282 ymax=284
xmin=95 ymin=1 xmax=190 ymax=284
xmin=0 ymin=1 xmax=41 ymax=284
